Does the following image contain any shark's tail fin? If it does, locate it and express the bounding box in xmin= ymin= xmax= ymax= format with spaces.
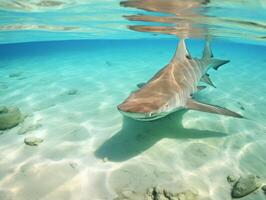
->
xmin=202 ymin=38 xmax=230 ymax=70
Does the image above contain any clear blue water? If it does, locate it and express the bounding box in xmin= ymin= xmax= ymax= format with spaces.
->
xmin=0 ymin=1 xmax=266 ymax=200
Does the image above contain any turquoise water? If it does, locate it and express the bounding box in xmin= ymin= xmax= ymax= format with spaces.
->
xmin=1 ymin=1 xmax=266 ymax=200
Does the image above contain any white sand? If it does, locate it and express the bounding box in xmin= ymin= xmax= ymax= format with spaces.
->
xmin=0 ymin=40 xmax=266 ymax=200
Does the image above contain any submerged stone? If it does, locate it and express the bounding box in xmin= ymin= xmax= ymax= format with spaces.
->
xmin=9 ymin=72 xmax=22 ymax=78
xmin=0 ymin=106 xmax=8 ymax=114
xmin=0 ymin=106 xmax=22 ymax=130
xmin=227 ymin=175 xmax=237 ymax=184
xmin=66 ymin=89 xmax=78 ymax=95
xmin=262 ymin=185 xmax=266 ymax=192
xmin=24 ymin=136 xmax=43 ymax=146
xmin=231 ymin=175 xmax=261 ymax=198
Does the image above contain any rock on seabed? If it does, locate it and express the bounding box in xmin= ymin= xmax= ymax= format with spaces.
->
xmin=24 ymin=136 xmax=43 ymax=146
xmin=66 ymin=89 xmax=78 ymax=95
xmin=231 ymin=175 xmax=261 ymax=198
xmin=9 ymin=72 xmax=22 ymax=78
xmin=0 ymin=106 xmax=22 ymax=130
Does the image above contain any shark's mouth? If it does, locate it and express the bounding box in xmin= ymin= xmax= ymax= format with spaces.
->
xmin=136 ymin=114 xmax=162 ymax=121
xmin=119 ymin=110 xmax=167 ymax=121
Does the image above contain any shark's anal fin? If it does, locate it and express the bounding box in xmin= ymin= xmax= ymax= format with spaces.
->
xmin=186 ymin=99 xmax=243 ymax=118
xmin=137 ymin=82 xmax=146 ymax=88
xmin=200 ymin=74 xmax=216 ymax=88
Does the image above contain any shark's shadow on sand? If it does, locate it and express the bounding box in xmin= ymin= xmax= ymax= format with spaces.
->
xmin=95 ymin=110 xmax=227 ymax=162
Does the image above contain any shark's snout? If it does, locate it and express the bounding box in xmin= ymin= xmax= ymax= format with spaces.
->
xmin=117 ymin=101 xmax=162 ymax=120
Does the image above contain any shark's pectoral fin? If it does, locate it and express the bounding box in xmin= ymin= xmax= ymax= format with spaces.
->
xmin=200 ymin=74 xmax=216 ymax=88
xmin=210 ymin=59 xmax=230 ymax=70
xmin=185 ymin=99 xmax=243 ymax=118
xmin=197 ymin=85 xmax=207 ymax=91
xmin=137 ymin=82 xmax=146 ymax=88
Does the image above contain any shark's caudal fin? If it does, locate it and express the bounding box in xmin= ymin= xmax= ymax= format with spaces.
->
xmin=209 ymin=59 xmax=230 ymax=70
xmin=202 ymin=39 xmax=230 ymax=70
xmin=186 ymin=99 xmax=243 ymax=118
xmin=173 ymin=38 xmax=191 ymax=61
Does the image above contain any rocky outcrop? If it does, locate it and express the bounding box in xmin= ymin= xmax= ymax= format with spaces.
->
xmin=144 ymin=187 xmax=198 ymax=200
xmin=0 ymin=106 xmax=22 ymax=130
xmin=231 ymin=175 xmax=261 ymax=198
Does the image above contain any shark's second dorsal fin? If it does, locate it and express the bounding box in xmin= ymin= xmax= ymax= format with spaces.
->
xmin=202 ymin=38 xmax=213 ymax=60
xmin=173 ymin=38 xmax=191 ymax=61
xmin=202 ymin=38 xmax=230 ymax=70
xmin=186 ymin=99 xmax=243 ymax=118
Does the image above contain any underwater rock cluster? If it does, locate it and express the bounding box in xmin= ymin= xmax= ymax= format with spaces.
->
xmin=0 ymin=106 xmax=23 ymax=130
xmin=114 ymin=187 xmax=198 ymax=200
xmin=144 ymin=187 xmax=198 ymax=200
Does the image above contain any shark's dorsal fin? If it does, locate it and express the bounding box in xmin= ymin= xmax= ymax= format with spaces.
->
xmin=200 ymin=74 xmax=216 ymax=88
xmin=186 ymin=99 xmax=243 ymax=118
xmin=173 ymin=38 xmax=191 ymax=60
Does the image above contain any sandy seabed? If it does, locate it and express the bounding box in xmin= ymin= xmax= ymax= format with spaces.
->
xmin=0 ymin=40 xmax=266 ymax=200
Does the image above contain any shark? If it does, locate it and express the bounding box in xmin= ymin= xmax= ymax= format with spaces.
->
xmin=117 ymin=39 xmax=243 ymax=121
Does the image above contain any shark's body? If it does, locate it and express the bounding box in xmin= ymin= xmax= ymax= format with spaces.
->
xmin=117 ymin=39 xmax=243 ymax=121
